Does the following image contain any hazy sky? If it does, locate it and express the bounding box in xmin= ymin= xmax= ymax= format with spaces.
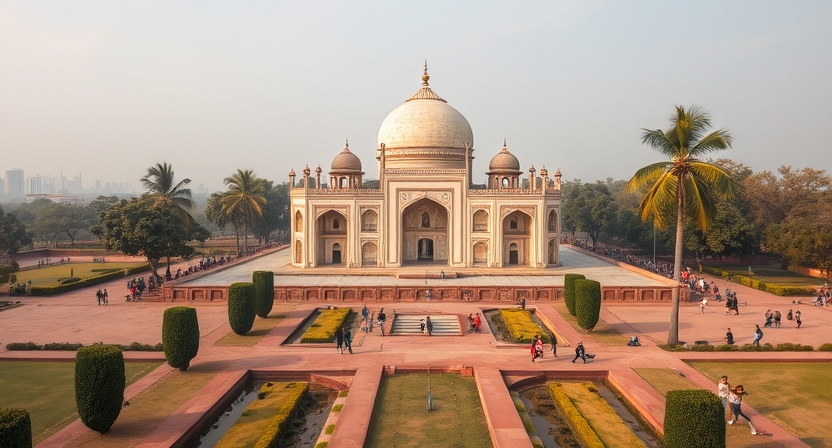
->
xmin=2 ymin=1 xmax=830 ymax=193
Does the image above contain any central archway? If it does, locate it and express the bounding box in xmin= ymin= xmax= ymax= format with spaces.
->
xmin=401 ymin=198 xmax=448 ymax=264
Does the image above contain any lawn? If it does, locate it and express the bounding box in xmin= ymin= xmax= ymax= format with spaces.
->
xmin=689 ymin=361 xmax=832 ymax=448
xmin=215 ymin=314 xmax=286 ymax=347
xmin=635 ymin=367 xmax=788 ymax=448
xmin=365 ymin=373 xmax=492 ymax=448
xmin=558 ymin=382 xmax=646 ymax=448
xmin=12 ymin=262 xmax=147 ymax=287
xmin=704 ymin=262 xmax=825 ymax=287
xmin=553 ymin=302 xmax=628 ymax=347
xmin=0 ymin=360 xmax=161 ymax=444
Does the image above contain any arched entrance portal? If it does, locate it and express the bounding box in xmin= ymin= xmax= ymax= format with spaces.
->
xmin=509 ymin=242 xmax=519 ymax=264
xmin=402 ymin=198 xmax=448 ymax=264
xmin=502 ymin=210 xmax=532 ymax=266
xmin=332 ymin=242 xmax=342 ymax=264
xmin=316 ymin=210 xmax=347 ymax=265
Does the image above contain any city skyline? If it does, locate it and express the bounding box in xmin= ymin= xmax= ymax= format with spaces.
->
xmin=2 ymin=1 xmax=830 ymax=193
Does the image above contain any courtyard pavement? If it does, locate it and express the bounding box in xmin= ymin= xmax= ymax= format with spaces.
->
xmin=0 ymin=246 xmax=828 ymax=447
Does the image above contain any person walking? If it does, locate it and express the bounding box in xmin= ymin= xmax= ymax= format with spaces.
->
xmin=796 ymin=310 xmax=802 ymax=328
xmin=718 ymin=376 xmax=732 ymax=422
xmin=472 ymin=313 xmax=482 ymax=333
xmin=700 ymin=297 xmax=707 ymax=314
xmin=425 ymin=316 xmax=433 ymax=336
xmin=343 ymin=328 xmax=353 ymax=354
xmin=727 ymin=385 xmax=757 ymax=435
xmin=103 ymin=289 xmax=109 ymax=305
xmin=377 ymin=308 xmax=387 ymax=336
xmin=753 ymin=325 xmax=763 ymax=346
xmin=774 ymin=311 xmax=781 ymax=328
xmin=96 ymin=289 xmax=103 ymax=306
xmin=531 ymin=335 xmax=540 ymax=362
xmin=572 ymin=342 xmax=587 ymax=363
xmin=335 ymin=326 xmax=345 ymax=354
xmin=551 ymin=336 xmax=558 ymax=357
xmin=786 ymin=309 xmax=793 ymax=324
xmin=467 ymin=314 xmax=474 ymax=333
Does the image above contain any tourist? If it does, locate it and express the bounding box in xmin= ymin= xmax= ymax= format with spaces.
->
xmin=718 ymin=376 xmax=732 ymax=421
xmin=377 ymin=308 xmax=387 ymax=336
xmin=572 ymin=342 xmax=587 ymax=363
xmin=520 ymin=297 xmax=526 ymax=310
xmin=425 ymin=316 xmax=433 ymax=336
xmin=725 ymin=328 xmax=734 ymax=345
xmin=335 ymin=326 xmax=345 ymax=354
xmin=774 ymin=311 xmax=781 ymax=328
xmin=700 ymin=297 xmax=707 ymax=314
xmin=96 ymin=289 xmax=103 ymax=306
xmin=103 ymin=289 xmax=108 ymax=305
xmin=725 ymin=296 xmax=733 ymax=315
xmin=343 ymin=328 xmax=353 ymax=354
xmin=764 ymin=313 xmax=773 ymax=328
xmin=727 ymin=385 xmax=757 ymax=435
xmin=531 ymin=335 xmax=539 ymax=362
xmin=787 ymin=309 xmax=793 ymax=324
xmin=796 ymin=310 xmax=802 ymax=328
xmin=426 ymin=290 xmax=431 ymax=301
xmin=534 ymin=337 xmax=544 ymax=361
xmin=420 ymin=319 xmax=426 ymax=334
xmin=362 ymin=304 xmax=369 ymax=323
xmin=552 ymin=336 xmax=558 ymax=356
xmin=467 ymin=314 xmax=474 ymax=333
xmin=472 ymin=313 xmax=482 ymax=333
xmin=753 ymin=325 xmax=763 ymax=346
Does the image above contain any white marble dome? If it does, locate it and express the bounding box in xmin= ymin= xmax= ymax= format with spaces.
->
xmin=377 ymin=71 xmax=473 ymax=151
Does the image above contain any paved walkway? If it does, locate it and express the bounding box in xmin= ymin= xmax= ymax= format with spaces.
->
xmin=1 ymin=248 xmax=828 ymax=447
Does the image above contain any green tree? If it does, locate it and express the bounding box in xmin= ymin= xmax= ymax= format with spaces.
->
xmin=228 ymin=282 xmax=256 ymax=335
xmin=141 ymin=162 xmax=195 ymax=219
xmin=95 ymin=197 xmax=208 ymax=280
xmin=768 ymin=190 xmax=832 ymax=281
xmin=221 ymin=170 xmax=267 ymax=254
xmin=562 ymin=181 xmax=618 ymax=247
xmin=162 ymin=306 xmax=200 ymax=371
xmin=628 ymin=105 xmax=734 ymax=345
xmin=252 ymin=182 xmax=290 ymax=244
xmin=31 ymin=202 xmax=96 ymax=246
xmin=75 ymin=345 xmax=125 ymax=434
xmin=0 ymin=206 xmax=32 ymax=285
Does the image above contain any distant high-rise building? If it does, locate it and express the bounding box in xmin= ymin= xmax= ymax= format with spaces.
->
xmin=27 ymin=176 xmax=42 ymax=195
xmin=5 ymin=169 xmax=25 ymax=198
xmin=0 ymin=177 xmax=4 ymax=195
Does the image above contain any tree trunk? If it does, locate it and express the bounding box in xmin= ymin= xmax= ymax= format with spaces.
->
xmin=243 ymin=223 xmax=249 ymax=255
xmin=668 ymin=178 xmax=685 ymax=346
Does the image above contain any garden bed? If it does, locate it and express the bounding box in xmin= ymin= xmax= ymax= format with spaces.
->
xmin=484 ymin=308 xmax=556 ymax=345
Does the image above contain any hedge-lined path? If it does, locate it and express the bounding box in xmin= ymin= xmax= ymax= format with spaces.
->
xmin=1 ymin=248 xmax=829 ymax=447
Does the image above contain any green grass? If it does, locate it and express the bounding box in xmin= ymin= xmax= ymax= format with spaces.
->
xmin=365 ymin=373 xmax=492 ymax=448
xmin=214 ymin=314 xmax=286 ymax=347
xmin=689 ymin=361 xmax=832 ymax=448
xmin=704 ymin=262 xmax=825 ymax=286
xmin=216 ymin=382 xmax=307 ymax=448
xmin=635 ymin=367 xmax=787 ymax=448
xmin=13 ymin=262 xmax=146 ymax=287
xmin=559 ymin=382 xmax=645 ymax=448
xmin=0 ymin=361 xmax=161 ymax=444
xmin=553 ymin=303 xmax=627 ymax=347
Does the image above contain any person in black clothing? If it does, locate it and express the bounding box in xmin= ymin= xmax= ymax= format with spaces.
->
xmin=377 ymin=308 xmax=387 ymax=336
xmin=335 ymin=326 xmax=345 ymax=354
xmin=572 ymin=342 xmax=586 ymax=363
xmin=725 ymin=328 xmax=734 ymax=345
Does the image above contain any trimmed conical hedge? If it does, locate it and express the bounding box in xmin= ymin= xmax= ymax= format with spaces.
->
xmin=0 ymin=408 xmax=32 ymax=448
xmin=575 ymin=279 xmax=601 ymax=332
xmin=252 ymin=271 xmax=275 ymax=318
xmin=228 ymin=282 xmax=256 ymax=335
xmin=563 ymin=273 xmax=585 ymax=316
xmin=664 ymin=389 xmax=725 ymax=448
xmin=162 ymin=306 xmax=200 ymax=371
xmin=75 ymin=345 xmax=125 ymax=434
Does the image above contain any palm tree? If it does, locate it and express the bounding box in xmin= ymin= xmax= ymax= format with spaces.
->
xmin=141 ymin=162 xmax=195 ymax=223
xmin=220 ymin=169 xmax=267 ymax=254
xmin=141 ymin=162 xmax=195 ymax=279
xmin=628 ymin=106 xmax=735 ymax=345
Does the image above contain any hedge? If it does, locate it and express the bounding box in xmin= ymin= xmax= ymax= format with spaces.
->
xmin=228 ymin=282 xmax=256 ymax=335
xmin=0 ymin=408 xmax=32 ymax=448
xmin=661 ymin=342 xmax=818 ymax=352
xmin=162 ymin=306 xmax=200 ymax=371
xmin=820 ymin=343 xmax=832 ymax=351
xmin=548 ymin=383 xmax=604 ymax=448
xmin=699 ymin=266 xmax=816 ymax=296
xmin=575 ymin=279 xmax=601 ymax=332
xmin=6 ymin=341 xmax=163 ymax=351
xmin=499 ymin=309 xmax=551 ymax=344
xmin=253 ymin=382 xmax=308 ymax=448
xmin=28 ymin=264 xmax=150 ymax=296
xmin=252 ymin=271 xmax=275 ymax=318
xmin=563 ymin=273 xmax=585 ymax=316
xmin=75 ymin=345 xmax=125 ymax=434
xmin=664 ymin=389 xmax=725 ymax=448
xmin=300 ymin=308 xmax=352 ymax=343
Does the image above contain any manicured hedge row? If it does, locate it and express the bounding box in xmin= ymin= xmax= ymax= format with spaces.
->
xmin=563 ymin=273 xmax=585 ymax=316
xmin=499 ymin=309 xmax=551 ymax=344
xmin=548 ymin=383 xmax=604 ymax=448
xmin=664 ymin=389 xmax=725 ymax=448
xmin=253 ymin=382 xmax=308 ymax=448
xmin=0 ymin=407 xmax=32 ymax=448
xmin=6 ymin=341 xmax=163 ymax=351
xmin=575 ymin=279 xmax=601 ymax=332
xmin=252 ymin=271 xmax=275 ymax=318
xmin=29 ymin=264 xmax=150 ymax=296
xmin=75 ymin=345 xmax=125 ymax=434
xmin=228 ymin=282 xmax=256 ymax=335
xmin=700 ymin=266 xmax=815 ymax=296
xmin=662 ymin=342 xmax=818 ymax=352
xmin=300 ymin=308 xmax=352 ymax=343
xmin=162 ymin=306 xmax=199 ymax=371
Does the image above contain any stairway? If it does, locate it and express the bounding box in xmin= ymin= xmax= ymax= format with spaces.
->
xmin=390 ymin=314 xmax=461 ymax=335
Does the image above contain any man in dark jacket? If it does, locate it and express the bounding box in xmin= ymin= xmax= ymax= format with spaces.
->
xmin=572 ymin=342 xmax=586 ymax=363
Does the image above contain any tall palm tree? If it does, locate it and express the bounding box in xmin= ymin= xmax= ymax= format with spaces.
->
xmin=220 ymin=169 xmax=267 ymax=254
xmin=141 ymin=162 xmax=195 ymax=224
xmin=628 ymin=105 xmax=735 ymax=345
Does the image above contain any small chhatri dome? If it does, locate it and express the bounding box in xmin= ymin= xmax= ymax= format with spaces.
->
xmin=303 ymin=165 xmax=311 ymax=176
xmin=330 ymin=140 xmax=363 ymax=172
xmin=487 ymin=140 xmax=521 ymax=173
xmin=315 ymin=164 xmax=322 ymax=174
xmin=288 ymin=168 xmax=296 ymax=176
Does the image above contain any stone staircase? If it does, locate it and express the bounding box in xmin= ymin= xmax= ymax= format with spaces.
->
xmin=390 ymin=314 xmax=461 ymax=335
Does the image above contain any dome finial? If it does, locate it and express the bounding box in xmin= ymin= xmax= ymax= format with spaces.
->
xmin=503 ymin=138 xmax=507 ymax=149
xmin=345 ymin=138 xmax=349 ymax=149
xmin=422 ymin=60 xmax=430 ymax=86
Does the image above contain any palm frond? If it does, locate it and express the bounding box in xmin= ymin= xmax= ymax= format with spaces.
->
xmin=628 ymin=162 xmax=672 ymax=191
xmin=689 ymin=129 xmax=733 ymax=156
xmin=640 ymin=129 xmax=680 ymax=158
xmin=685 ymin=175 xmax=716 ymax=230
xmin=688 ymin=162 xmax=736 ymax=199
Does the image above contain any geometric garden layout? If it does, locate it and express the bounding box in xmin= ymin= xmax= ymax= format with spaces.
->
xmin=1 ymin=245 xmax=827 ymax=447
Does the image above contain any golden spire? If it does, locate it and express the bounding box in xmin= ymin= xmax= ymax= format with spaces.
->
xmin=503 ymin=138 xmax=507 ymax=149
xmin=422 ymin=60 xmax=430 ymax=86
xmin=345 ymin=138 xmax=349 ymax=149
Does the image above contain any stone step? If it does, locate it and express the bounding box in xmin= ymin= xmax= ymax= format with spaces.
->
xmin=391 ymin=315 xmax=460 ymax=335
